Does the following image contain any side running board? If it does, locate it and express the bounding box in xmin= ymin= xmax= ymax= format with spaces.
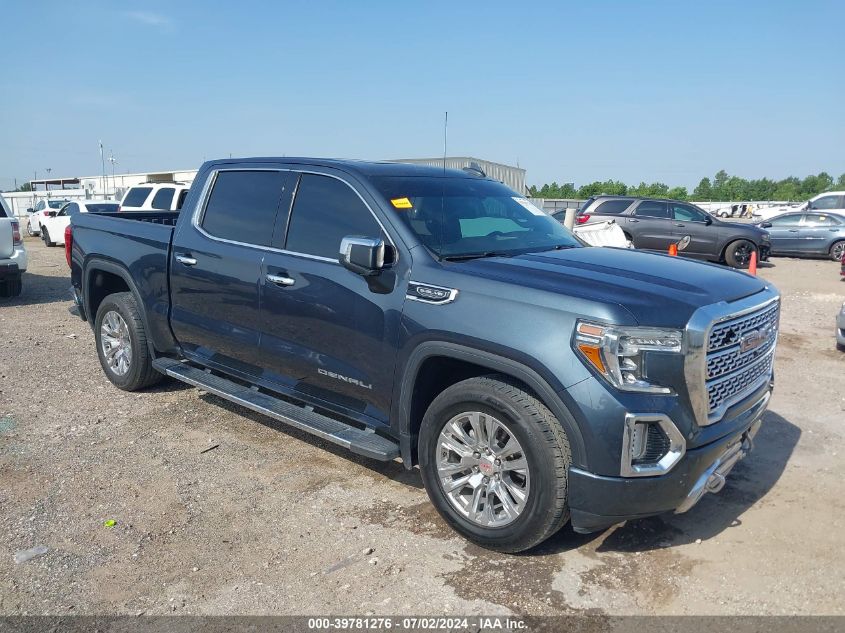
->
xmin=152 ymin=358 xmax=399 ymax=461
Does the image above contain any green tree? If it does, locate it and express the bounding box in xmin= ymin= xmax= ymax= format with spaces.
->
xmin=17 ymin=182 xmax=32 ymax=192
xmin=667 ymin=186 xmax=688 ymax=200
xmin=693 ymin=177 xmax=712 ymax=199
xmin=837 ymin=173 xmax=845 ymax=189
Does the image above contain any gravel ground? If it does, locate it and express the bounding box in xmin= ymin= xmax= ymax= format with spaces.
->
xmin=1 ymin=238 xmax=843 ymax=616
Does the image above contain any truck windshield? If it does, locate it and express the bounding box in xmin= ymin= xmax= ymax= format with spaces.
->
xmin=371 ymin=176 xmax=581 ymax=259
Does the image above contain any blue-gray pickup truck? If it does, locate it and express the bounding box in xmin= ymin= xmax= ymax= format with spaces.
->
xmin=68 ymin=158 xmax=780 ymax=552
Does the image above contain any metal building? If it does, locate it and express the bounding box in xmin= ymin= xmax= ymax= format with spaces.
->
xmin=393 ymin=157 xmax=526 ymax=194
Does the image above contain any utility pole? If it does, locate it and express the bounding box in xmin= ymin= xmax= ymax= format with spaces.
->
xmin=108 ymin=151 xmax=118 ymax=199
xmin=99 ymin=140 xmax=106 ymax=198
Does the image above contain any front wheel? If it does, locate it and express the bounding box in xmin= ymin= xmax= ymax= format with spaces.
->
xmin=725 ymin=239 xmax=757 ymax=269
xmin=829 ymin=241 xmax=845 ymax=262
xmin=418 ymin=375 xmax=571 ymax=553
xmin=94 ymin=292 xmax=163 ymax=391
xmin=26 ymin=221 xmax=35 ymax=237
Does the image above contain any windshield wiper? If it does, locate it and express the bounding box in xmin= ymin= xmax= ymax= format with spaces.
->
xmin=441 ymin=251 xmax=512 ymax=262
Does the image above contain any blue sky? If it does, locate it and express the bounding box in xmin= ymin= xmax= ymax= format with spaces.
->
xmin=1 ymin=0 xmax=843 ymax=191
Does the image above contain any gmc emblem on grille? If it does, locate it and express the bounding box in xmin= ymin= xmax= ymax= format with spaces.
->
xmin=739 ymin=327 xmax=772 ymax=353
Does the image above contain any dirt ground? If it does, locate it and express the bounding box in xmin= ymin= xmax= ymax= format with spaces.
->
xmin=1 ymin=238 xmax=843 ymax=616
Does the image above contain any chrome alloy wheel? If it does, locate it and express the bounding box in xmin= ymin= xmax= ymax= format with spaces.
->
xmin=436 ymin=411 xmax=530 ymax=527
xmin=100 ymin=310 xmax=132 ymax=376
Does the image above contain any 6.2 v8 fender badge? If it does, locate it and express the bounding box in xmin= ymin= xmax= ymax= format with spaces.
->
xmin=407 ymin=282 xmax=459 ymax=305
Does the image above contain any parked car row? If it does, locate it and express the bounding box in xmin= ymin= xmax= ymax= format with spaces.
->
xmin=40 ymin=201 xmax=119 ymax=247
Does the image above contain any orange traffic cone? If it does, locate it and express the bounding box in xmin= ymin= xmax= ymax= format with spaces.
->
xmin=748 ymin=250 xmax=757 ymax=275
xmin=668 ymin=244 xmax=678 ymax=256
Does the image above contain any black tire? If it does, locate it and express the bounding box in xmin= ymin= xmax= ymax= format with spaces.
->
xmin=42 ymin=228 xmax=55 ymax=247
xmin=0 ymin=277 xmax=22 ymax=298
xmin=26 ymin=221 xmax=35 ymax=237
xmin=724 ymin=239 xmax=757 ymax=269
xmin=94 ymin=292 xmax=163 ymax=391
xmin=837 ymin=342 xmax=845 ymax=352
xmin=829 ymin=241 xmax=845 ymax=262
xmin=418 ymin=375 xmax=571 ymax=553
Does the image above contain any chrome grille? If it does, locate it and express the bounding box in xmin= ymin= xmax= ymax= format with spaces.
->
xmin=705 ymin=301 xmax=779 ymax=415
xmin=708 ymin=302 xmax=779 ymax=352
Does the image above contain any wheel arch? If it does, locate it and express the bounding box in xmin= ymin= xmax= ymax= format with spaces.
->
xmin=396 ymin=342 xmax=586 ymax=470
xmin=83 ymin=258 xmax=156 ymax=357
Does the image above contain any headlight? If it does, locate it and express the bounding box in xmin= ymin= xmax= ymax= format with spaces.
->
xmin=574 ymin=321 xmax=683 ymax=394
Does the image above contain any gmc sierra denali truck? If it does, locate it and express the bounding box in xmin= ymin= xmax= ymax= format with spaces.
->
xmin=69 ymin=158 xmax=780 ymax=552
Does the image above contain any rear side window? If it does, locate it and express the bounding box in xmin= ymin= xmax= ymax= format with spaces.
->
xmin=151 ymin=187 xmax=175 ymax=210
xmin=804 ymin=213 xmax=842 ymax=227
xmin=201 ymin=170 xmax=287 ymax=246
xmin=285 ymin=174 xmax=381 ymax=259
xmin=85 ymin=203 xmax=119 ymax=213
xmin=122 ymin=187 xmax=152 ymax=208
xmin=635 ymin=201 xmax=669 ymax=219
xmin=176 ymin=189 xmax=189 ymax=209
xmin=592 ymin=199 xmax=631 ymax=215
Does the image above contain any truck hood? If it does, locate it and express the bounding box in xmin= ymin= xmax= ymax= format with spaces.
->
xmin=454 ymin=246 xmax=770 ymax=327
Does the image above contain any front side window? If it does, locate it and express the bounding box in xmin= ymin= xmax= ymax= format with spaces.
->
xmin=151 ymin=187 xmax=175 ymax=210
xmin=122 ymin=187 xmax=152 ymax=208
xmin=670 ymin=203 xmax=708 ymax=222
xmin=35 ymin=201 xmax=45 ymax=211
xmin=769 ymin=214 xmax=802 ymax=226
xmin=812 ymin=195 xmax=842 ymax=210
xmin=635 ymin=201 xmax=670 ymax=219
xmin=371 ymin=176 xmax=581 ymax=258
xmin=201 ymin=170 xmax=287 ymax=246
xmin=285 ymin=174 xmax=381 ymax=259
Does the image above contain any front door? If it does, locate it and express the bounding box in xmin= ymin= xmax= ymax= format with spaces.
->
xmin=258 ymin=171 xmax=407 ymax=424
xmin=627 ymin=200 xmax=675 ymax=251
xmin=766 ymin=213 xmax=804 ymax=254
xmin=668 ymin=202 xmax=719 ymax=258
xmin=169 ymin=168 xmax=295 ymax=374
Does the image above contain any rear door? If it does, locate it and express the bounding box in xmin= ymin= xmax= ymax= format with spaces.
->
xmin=169 ymin=168 xmax=294 ymax=374
xmin=669 ymin=202 xmax=718 ymax=258
xmin=799 ymin=213 xmax=845 ymax=254
xmin=258 ymin=169 xmax=406 ymax=425
xmin=766 ymin=213 xmax=803 ymax=253
xmin=627 ymin=200 xmax=674 ymax=250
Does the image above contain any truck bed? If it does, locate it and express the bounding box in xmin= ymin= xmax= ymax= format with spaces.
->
xmin=71 ymin=211 xmax=178 ymax=350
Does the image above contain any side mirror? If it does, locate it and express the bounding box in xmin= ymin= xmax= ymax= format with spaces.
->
xmin=704 ymin=216 xmax=713 ymax=225
xmin=26 ymin=208 xmax=34 ymax=213
xmin=761 ymin=222 xmax=772 ymax=228
xmin=339 ymin=236 xmax=385 ymax=276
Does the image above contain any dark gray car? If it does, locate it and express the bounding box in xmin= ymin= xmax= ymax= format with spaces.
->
xmin=762 ymin=211 xmax=845 ymax=261
xmin=570 ymin=196 xmax=771 ymax=268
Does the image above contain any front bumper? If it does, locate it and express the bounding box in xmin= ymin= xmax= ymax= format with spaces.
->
xmin=759 ymin=244 xmax=770 ymax=261
xmin=568 ymin=387 xmax=770 ymax=534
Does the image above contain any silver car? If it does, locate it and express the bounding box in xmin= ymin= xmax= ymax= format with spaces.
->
xmin=837 ymin=302 xmax=845 ymax=351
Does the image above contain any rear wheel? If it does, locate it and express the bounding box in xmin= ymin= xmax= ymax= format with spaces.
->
xmin=42 ymin=228 xmax=55 ymax=247
xmin=829 ymin=241 xmax=845 ymax=262
xmin=26 ymin=221 xmax=35 ymax=237
xmin=94 ymin=292 xmax=162 ymax=391
xmin=724 ymin=239 xmax=757 ymax=269
xmin=419 ymin=375 xmax=571 ymax=553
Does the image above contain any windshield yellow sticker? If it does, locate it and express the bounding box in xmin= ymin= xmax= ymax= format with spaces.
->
xmin=390 ymin=197 xmax=413 ymax=209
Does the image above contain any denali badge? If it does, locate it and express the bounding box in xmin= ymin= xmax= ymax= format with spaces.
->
xmin=739 ymin=327 xmax=772 ymax=353
xmin=317 ymin=368 xmax=372 ymax=390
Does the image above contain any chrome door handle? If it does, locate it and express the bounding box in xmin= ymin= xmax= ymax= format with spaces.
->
xmin=629 ymin=219 xmax=639 ymax=223
xmin=674 ymin=223 xmax=686 ymax=227
xmin=266 ymin=274 xmax=295 ymax=287
xmin=175 ymin=254 xmax=197 ymax=266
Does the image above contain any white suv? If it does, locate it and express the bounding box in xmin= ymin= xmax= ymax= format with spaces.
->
xmin=119 ymin=183 xmax=190 ymax=212
xmin=753 ymin=192 xmax=845 ymax=221
xmin=0 ymin=194 xmax=26 ymax=297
